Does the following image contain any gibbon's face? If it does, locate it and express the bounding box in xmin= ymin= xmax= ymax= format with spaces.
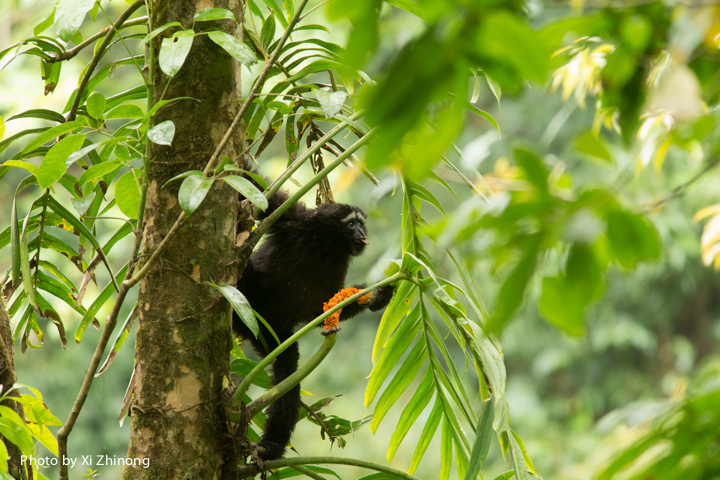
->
xmin=338 ymin=205 xmax=368 ymax=256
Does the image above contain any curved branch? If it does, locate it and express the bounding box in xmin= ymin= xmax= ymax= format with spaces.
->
xmin=245 ymin=333 xmax=336 ymax=417
xmin=237 ymin=456 xmax=423 ymax=480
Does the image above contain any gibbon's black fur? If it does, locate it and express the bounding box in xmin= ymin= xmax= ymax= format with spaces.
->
xmin=233 ymin=187 xmax=394 ymax=461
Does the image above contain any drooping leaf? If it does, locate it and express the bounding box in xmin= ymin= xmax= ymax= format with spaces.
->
xmin=159 ymin=30 xmax=195 ymax=77
xmin=20 ymin=120 xmax=83 ymax=155
xmin=221 ymin=175 xmax=268 ymax=211
xmin=210 ymin=283 xmax=258 ymax=337
xmin=178 ymin=173 xmax=214 ymax=216
xmin=115 ymin=170 xmax=142 ymax=219
xmin=208 ymin=31 xmax=258 ymax=66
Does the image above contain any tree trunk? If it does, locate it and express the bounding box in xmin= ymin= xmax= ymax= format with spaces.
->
xmin=122 ymin=0 xmax=248 ymax=477
xmin=0 ymin=293 xmax=23 ymax=479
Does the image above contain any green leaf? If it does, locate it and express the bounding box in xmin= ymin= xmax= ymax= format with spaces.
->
xmin=387 ymin=369 xmax=434 ymax=462
xmin=221 ymin=175 xmax=268 ymax=211
xmin=19 ymin=232 xmax=38 ymax=309
xmin=139 ymin=22 xmax=183 ymax=46
xmin=0 ymin=115 xmax=4 ymax=140
xmin=159 ymin=30 xmax=195 ymax=77
xmin=231 ymin=359 xmax=271 ymax=388
xmin=366 ymin=303 xmax=421 ymax=406
xmin=575 ymin=131 xmax=612 ymax=163
xmin=210 ymin=283 xmax=258 ymax=337
xmin=47 ymin=195 xmax=104 ymax=253
xmin=208 ymin=31 xmax=258 ymax=66
xmin=115 ymin=170 xmax=142 ymax=219
xmin=11 ymin=193 xmax=22 ymax=285
xmin=489 ymin=236 xmax=539 ymax=332
xmin=2 ymin=160 xmax=39 ymax=177
xmin=178 ymin=173 xmax=214 ymax=215
xmin=606 ymin=208 xmax=662 ymax=269
xmin=33 ymin=5 xmax=56 ymax=35
xmin=55 ymin=0 xmax=95 ymax=42
xmin=0 ymin=408 xmax=34 ymax=455
xmin=86 ymin=92 xmax=106 ymax=119
xmin=38 ymin=133 xmax=85 ymax=188
xmin=370 ymin=340 xmax=426 ymax=433
xmin=106 ymin=104 xmax=144 ymax=120
xmin=539 ymin=244 xmax=605 ymax=336
xmin=20 ymin=120 xmax=83 ymax=155
xmin=78 ymin=160 xmax=122 ymax=188
xmin=314 ymin=88 xmax=347 ymax=117
xmin=193 ymin=8 xmax=236 ymax=22
xmin=147 ymin=120 xmax=175 ymax=145
xmin=8 ymin=109 xmax=66 ymax=123
xmin=440 ymin=416 xmax=452 ymax=480
xmin=408 ymin=399 xmax=443 ymax=474
xmin=372 ymin=281 xmax=416 ymax=362
xmin=261 ymin=16 xmax=276 ymax=51
xmin=463 ymin=398 xmax=495 ymax=480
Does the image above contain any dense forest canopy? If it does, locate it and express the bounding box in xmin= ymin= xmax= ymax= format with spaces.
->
xmin=1 ymin=0 xmax=719 ymax=479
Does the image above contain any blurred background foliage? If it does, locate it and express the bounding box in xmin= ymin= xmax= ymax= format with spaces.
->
xmin=2 ymin=0 xmax=720 ymax=479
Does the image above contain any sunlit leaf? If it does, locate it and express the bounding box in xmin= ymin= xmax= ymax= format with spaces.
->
xmin=86 ymin=92 xmax=106 ymax=119
xmin=115 ymin=170 xmax=142 ymax=219
xmin=38 ymin=134 xmax=85 ymax=188
xmin=55 ymin=0 xmax=95 ymax=42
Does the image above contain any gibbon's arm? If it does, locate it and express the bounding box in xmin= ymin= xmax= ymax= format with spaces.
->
xmin=322 ymin=284 xmax=395 ymax=334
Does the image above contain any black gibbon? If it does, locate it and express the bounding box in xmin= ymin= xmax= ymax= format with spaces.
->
xmin=233 ymin=187 xmax=395 ymax=461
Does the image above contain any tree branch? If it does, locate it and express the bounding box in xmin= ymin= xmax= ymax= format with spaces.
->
xmin=245 ymin=333 xmax=336 ymax=417
xmin=50 ymin=17 xmax=148 ymax=63
xmin=237 ymin=455 xmax=423 ymax=480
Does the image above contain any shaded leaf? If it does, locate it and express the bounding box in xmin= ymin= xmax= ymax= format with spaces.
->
xmin=160 ymin=30 xmax=195 ymax=77
xmin=178 ymin=173 xmax=214 ymax=215
xmin=208 ymin=31 xmax=258 ymax=66
xmin=210 ymin=283 xmax=258 ymax=337
xmin=221 ymin=175 xmax=268 ymax=211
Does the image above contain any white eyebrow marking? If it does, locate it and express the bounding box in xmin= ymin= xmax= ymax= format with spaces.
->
xmin=341 ymin=212 xmax=360 ymax=224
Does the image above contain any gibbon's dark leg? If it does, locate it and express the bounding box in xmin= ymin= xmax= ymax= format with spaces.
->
xmin=257 ymin=332 xmax=301 ymax=461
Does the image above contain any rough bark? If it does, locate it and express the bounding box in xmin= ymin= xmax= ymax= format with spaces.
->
xmin=0 ymin=293 xmax=23 ymax=479
xmin=122 ymin=0 xmax=249 ymax=478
